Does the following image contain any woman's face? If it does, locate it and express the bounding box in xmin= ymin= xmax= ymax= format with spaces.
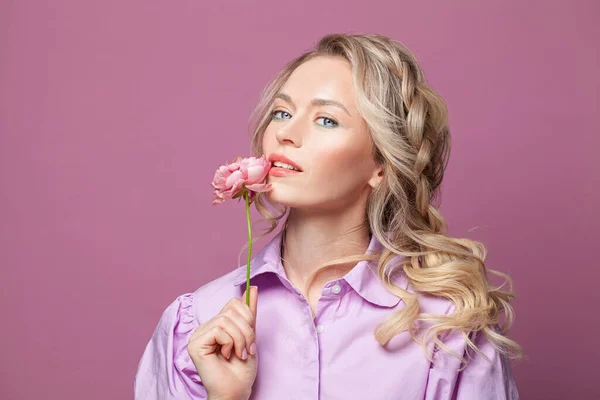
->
xmin=262 ymin=55 xmax=382 ymax=212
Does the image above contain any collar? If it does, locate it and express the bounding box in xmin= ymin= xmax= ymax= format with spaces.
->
xmin=232 ymin=230 xmax=408 ymax=308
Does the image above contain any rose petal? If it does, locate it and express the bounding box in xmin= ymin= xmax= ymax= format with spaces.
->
xmin=223 ymin=179 xmax=245 ymax=199
xmin=225 ymin=170 xmax=244 ymax=188
xmin=210 ymin=155 xmax=272 ymax=204
xmin=227 ymin=163 xmax=240 ymax=172
xmin=246 ymin=165 xmax=268 ymax=184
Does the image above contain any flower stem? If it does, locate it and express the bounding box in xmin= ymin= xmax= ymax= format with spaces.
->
xmin=244 ymin=190 xmax=252 ymax=306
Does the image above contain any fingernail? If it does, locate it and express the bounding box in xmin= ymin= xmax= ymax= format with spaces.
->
xmin=249 ymin=342 xmax=257 ymax=355
xmin=242 ymin=348 xmax=248 ymax=360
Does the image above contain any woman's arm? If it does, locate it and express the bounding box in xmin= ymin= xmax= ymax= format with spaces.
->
xmin=425 ymin=323 xmax=519 ymax=400
xmin=134 ymin=293 xmax=208 ymax=400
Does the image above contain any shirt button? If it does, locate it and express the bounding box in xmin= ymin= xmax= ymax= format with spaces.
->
xmin=332 ymin=284 xmax=342 ymax=294
xmin=316 ymin=324 xmax=325 ymax=334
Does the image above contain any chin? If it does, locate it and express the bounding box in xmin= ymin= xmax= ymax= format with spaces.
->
xmin=265 ymin=187 xmax=307 ymax=209
xmin=266 ymin=190 xmax=296 ymax=207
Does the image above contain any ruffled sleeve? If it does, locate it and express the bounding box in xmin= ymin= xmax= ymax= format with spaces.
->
xmin=134 ymin=293 xmax=208 ymax=400
xmin=425 ymin=324 xmax=519 ymax=400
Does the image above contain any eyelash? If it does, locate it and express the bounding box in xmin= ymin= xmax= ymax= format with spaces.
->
xmin=270 ymin=110 xmax=339 ymax=128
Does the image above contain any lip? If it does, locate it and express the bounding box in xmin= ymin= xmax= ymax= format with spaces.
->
xmin=268 ymin=167 xmax=301 ymax=177
xmin=267 ymin=153 xmax=303 ymax=172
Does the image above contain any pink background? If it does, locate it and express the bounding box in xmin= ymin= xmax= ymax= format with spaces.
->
xmin=1 ymin=1 xmax=598 ymax=399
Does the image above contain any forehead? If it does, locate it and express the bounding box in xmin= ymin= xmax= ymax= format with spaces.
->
xmin=279 ymin=56 xmax=357 ymax=108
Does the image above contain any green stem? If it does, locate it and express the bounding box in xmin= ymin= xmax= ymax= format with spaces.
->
xmin=244 ymin=190 xmax=252 ymax=306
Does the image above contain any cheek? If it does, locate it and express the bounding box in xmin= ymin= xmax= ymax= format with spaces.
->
xmin=302 ymin=142 xmax=372 ymax=203
xmin=311 ymin=139 xmax=371 ymax=181
xmin=261 ymin=128 xmax=276 ymax=153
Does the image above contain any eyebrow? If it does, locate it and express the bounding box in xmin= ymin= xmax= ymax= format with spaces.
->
xmin=274 ymin=92 xmax=352 ymax=117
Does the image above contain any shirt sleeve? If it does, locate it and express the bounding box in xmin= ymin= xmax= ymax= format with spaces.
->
xmin=425 ymin=324 xmax=519 ymax=400
xmin=134 ymin=292 xmax=208 ymax=400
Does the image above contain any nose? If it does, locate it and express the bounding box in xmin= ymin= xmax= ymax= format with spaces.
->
xmin=274 ymin=116 xmax=303 ymax=148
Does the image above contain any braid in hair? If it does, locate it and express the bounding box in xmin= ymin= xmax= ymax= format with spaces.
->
xmin=249 ymin=33 xmax=524 ymax=367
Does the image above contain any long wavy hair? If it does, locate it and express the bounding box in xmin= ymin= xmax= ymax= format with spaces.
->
xmin=244 ymin=33 xmax=524 ymax=368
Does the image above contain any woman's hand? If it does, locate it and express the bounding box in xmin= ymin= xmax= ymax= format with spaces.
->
xmin=187 ymin=286 xmax=258 ymax=400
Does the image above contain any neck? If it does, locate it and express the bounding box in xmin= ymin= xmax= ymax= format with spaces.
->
xmin=281 ymin=202 xmax=371 ymax=291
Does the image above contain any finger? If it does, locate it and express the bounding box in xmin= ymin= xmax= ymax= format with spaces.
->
xmin=241 ymin=287 xmax=252 ymax=308
xmin=250 ymin=286 xmax=258 ymax=323
xmin=212 ymin=327 xmax=235 ymax=359
xmin=221 ymin=308 xmax=256 ymax=356
xmin=190 ymin=326 xmax=234 ymax=359
xmin=242 ymin=287 xmax=251 ymax=305
xmin=227 ymin=295 xmax=257 ymax=329
xmin=214 ymin=315 xmax=248 ymax=360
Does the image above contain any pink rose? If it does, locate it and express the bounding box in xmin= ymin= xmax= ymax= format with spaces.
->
xmin=211 ymin=155 xmax=272 ymax=205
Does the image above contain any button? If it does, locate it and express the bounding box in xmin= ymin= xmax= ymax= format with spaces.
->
xmin=332 ymin=284 xmax=342 ymax=294
xmin=316 ymin=324 xmax=325 ymax=334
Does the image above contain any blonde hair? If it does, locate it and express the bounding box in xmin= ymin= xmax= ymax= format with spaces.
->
xmin=245 ymin=33 xmax=524 ymax=368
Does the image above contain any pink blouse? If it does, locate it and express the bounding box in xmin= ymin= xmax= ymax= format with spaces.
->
xmin=134 ymin=230 xmax=519 ymax=399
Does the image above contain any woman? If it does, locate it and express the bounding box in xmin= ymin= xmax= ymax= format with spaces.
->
xmin=134 ymin=33 xmax=523 ymax=400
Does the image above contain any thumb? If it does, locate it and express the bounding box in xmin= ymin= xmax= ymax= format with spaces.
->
xmin=250 ymin=285 xmax=258 ymax=319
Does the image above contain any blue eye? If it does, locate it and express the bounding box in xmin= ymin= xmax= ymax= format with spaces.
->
xmin=271 ymin=110 xmax=338 ymax=128
xmin=271 ymin=110 xmax=292 ymax=120
xmin=316 ymin=116 xmax=338 ymax=128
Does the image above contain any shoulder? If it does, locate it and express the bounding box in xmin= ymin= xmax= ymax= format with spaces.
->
xmin=153 ymin=265 xmax=246 ymax=331
xmin=187 ymin=265 xmax=246 ymax=324
xmin=135 ymin=266 xmax=246 ymax=395
xmin=402 ymin=279 xmax=456 ymax=317
xmin=414 ymin=295 xmax=519 ymax=398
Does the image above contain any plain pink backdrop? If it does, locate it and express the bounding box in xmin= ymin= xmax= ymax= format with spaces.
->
xmin=1 ymin=1 xmax=597 ymax=399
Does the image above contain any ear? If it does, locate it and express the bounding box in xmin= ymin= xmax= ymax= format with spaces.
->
xmin=367 ymin=164 xmax=384 ymax=189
